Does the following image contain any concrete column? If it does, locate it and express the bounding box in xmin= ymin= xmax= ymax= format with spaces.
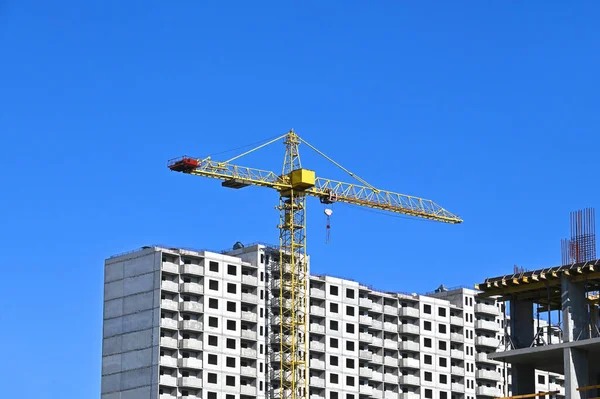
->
xmin=510 ymin=299 xmax=536 ymax=395
xmin=563 ymin=347 xmax=589 ymax=398
xmin=510 ymin=299 xmax=534 ymax=349
xmin=591 ymin=304 xmax=600 ymax=338
xmin=561 ymin=275 xmax=587 ymax=342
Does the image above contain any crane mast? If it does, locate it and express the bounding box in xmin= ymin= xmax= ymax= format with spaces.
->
xmin=278 ymin=131 xmax=308 ymax=399
xmin=168 ymin=129 xmax=462 ymax=399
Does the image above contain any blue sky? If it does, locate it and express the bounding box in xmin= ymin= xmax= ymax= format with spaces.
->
xmin=1 ymin=1 xmax=599 ymax=397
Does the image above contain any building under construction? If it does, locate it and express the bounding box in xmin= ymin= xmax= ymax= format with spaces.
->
xmin=476 ymin=208 xmax=600 ymax=399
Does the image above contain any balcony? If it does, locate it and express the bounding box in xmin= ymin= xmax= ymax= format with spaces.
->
xmin=384 ymin=356 xmax=398 ymax=367
xmin=309 ymin=376 xmax=325 ymax=388
xmin=310 ymin=288 xmax=325 ymax=298
xmin=398 ymin=341 xmax=419 ymax=352
xmin=450 ymin=332 xmax=463 ymax=342
xmin=359 ymin=367 xmax=373 ymax=378
xmin=476 ymin=352 xmax=498 ymax=364
xmin=476 ymin=369 xmax=502 ymax=381
xmin=160 ymin=290 xmax=184 ymax=311
xmin=476 ymin=336 xmax=500 ymax=349
xmin=160 ymin=356 xmax=178 ymax=368
xmin=359 ymin=385 xmax=373 ymax=396
xmin=310 ymin=341 xmax=325 ymax=352
xmin=372 ymin=354 xmax=383 ymax=364
xmin=310 ymin=359 xmax=325 ymax=369
xmin=398 ymin=307 xmax=419 ymax=318
xmin=384 ymin=322 xmax=397 ymax=332
xmin=179 ymin=338 xmax=203 ymax=351
xmin=178 ymin=357 xmax=203 ymax=369
xmin=451 ymin=382 xmax=465 ymax=392
xmin=372 ymin=320 xmax=383 ymax=329
xmin=398 ymin=324 xmax=419 ymax=335
xmin=384 ymin=338 xmax=397 ymax=349
xmin=310 ymin=324 xmax=325 ymax=334
xmin=359 ymin=332 xmax=373 ymax=343
xmin=384 ymin=305 xmax=397 ymax=315
xmin=371 ymin=303 xmax=383 ymax=313
xmin=159 ymin=375 xmax=177 ymax=387
xmin=242 ymin=275 xmax=258 ymax=286
xmin=384 ymin=392 xmax=399 ymax=399
xmin=160 ymin=318 xmax=178 ymax=330
xmin=450 ymin=315 xmax=464 ymax=326
xmin=476 ymin=386 xmax=502 ymax=397
xmin=450 ymin=349 xmax=464 ymax=359
xmin=359 ymin=350 xmax=372 ymax=360
xmin=399 ymin=394 xmax=419 ymax=399
xmin=310 ymin=306 xmax=325 ymax=317
xmin=241 ymin=385 xmax=257 ymax=395
xmin=161 ymin=280 xmax=179 ymax=293
xmin=180 ymin=264 xmax=203 ymax=276
xmin=241 ymin=311 xmax=258 ymax=322
xmin=241 ymin=292 xmax=258 ymax=303
xmin=180 ymin=282 xmax=203 ymax=295
xmin=241 ymin=329 xmax=257 ymax=340
xmin=451 ymin=366 xmax=465 ymax=376
xmin=371 ymin=371 xmax=383 ymax=381
xmin=384 ymin=373 xmax=399 ymax=384
xmin=475 ymin=303 xmax=500 ymax=315
xmin=359 ymin=315 xmax=373 ymax=325
xmin=399 ymin=375 xmax=420 ymax=386
xmin=373 ymin=388 xmax=384 ymax=398
xmin=476 ymin=320 xmax=499 ymax=332
xmin=159 ymin=394 xmax=177 ymax=399
xmin=241 ymin=348 xmax=257 ymax=358
xmin=399 ymin=358 xmax=419 ymax=369
xmin=372 ymin=337 xmax=383 ymax=346
xmin=241 ymin=366 xmax=257 ymax=377
xmin=180 ymin=301 xmax=203 ymax=313
xmin=359 ymin=297 xmax=373 ymax=308
xmin=180 ymin=320 xmax=203 ymax=331
xmin=162 ymin=261 xmax=179 ymax=274
xmin=160 ymin=336 xmax=178 ymax=348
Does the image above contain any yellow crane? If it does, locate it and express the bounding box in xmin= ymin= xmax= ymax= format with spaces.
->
xmin=168 ymin=129 xmax=462 ymax=399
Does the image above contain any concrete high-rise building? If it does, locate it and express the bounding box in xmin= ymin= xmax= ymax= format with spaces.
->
xmin=101 ymin=243 xmax=565 ymax=399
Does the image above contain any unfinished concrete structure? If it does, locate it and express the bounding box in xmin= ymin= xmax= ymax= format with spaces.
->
xmin=476 ymin=259 xmax=600 ymax=398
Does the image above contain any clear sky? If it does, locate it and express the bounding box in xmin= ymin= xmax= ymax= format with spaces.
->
xmin=1 ymin=1 xmax=599 ymax=397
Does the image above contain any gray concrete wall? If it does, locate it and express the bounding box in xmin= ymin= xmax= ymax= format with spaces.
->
xmin=102 ymin=249 xmax=161 ymax=399
xmin=561 ymin=275 xmax=588 ymax=342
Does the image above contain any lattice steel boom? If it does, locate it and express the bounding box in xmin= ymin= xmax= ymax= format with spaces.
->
xmin=167 ymin=129 xmax=462 ymax=399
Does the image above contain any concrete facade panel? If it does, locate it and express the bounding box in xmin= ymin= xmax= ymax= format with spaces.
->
xmin=123 ymin=273 xmax=154 ymax=296
xmin=123 ymin=253 xmax=156 ymax=278
xmin=120 ymin=366 xmax=153 ymax=391
xmin=103 ymin=317 xmax=123 ymax=338
xmin=123 ymin=291 xmax=154 ymax=315
xmin=101 ymin=372 xmax=121 ymax=394
xmin=121 ymin=385 xmax=152 ymax=399
xmin=102 ymin=353 xmax=122 ymax=375
xmin=104 ymin=280 xmax=124 ymax=301
xmin=121 ymin=348 xmax=153 ymax=371
xmin=122 ymin=309 xmax=153 ymax=333
xmin=101 ymin=393 xmax=119 ymax=399
xmin=102 ymin=335 xmax=122 ymax=356
xmin=104 ymin=298 xmax=123 ymax=319
xmin=105 ymin=263 xmax=124 ymax=283
xmin=122 ymin=328 xmax=153 ymax=352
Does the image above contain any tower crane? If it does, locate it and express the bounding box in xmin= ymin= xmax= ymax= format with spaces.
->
xmin=168 ymin=129 xmax=462 ymax=399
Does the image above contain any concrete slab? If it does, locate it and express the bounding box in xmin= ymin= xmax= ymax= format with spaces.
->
xmin=489 ymin=337 xmax=600 ymax=374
